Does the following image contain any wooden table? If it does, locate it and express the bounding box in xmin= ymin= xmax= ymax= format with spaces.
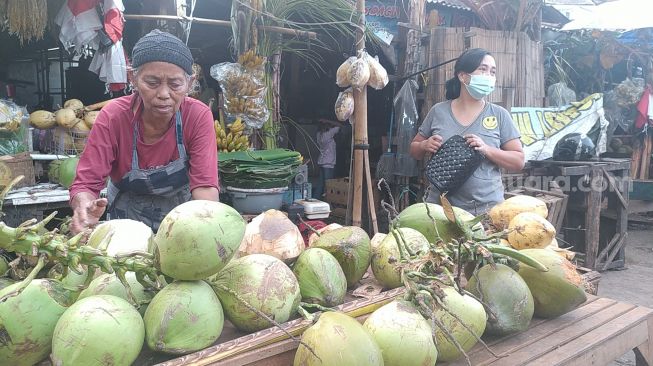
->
xmin=444 ymin=296 xmax=653 ymax=366
xmin=161 ymin=295 xmax=653 ymax=366
xmin=527 ymin=159 xmax=631 ymax=271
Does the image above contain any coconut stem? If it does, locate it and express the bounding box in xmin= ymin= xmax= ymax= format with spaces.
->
xmin=0 ymin=218 xmax=161 ymax=292
xmin=415 ymin=293 xmax=472 ymax=366
xmin=295 ymin=214 xmax=321 ymax=237
xmin=213 ymin=283 xmax=321 ymax=360
xmin=0 ymin=254 xmax=46 ymax=302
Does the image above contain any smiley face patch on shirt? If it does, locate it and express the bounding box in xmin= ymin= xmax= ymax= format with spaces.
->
xmin=482 ymin=116 xmax=498 ymax=130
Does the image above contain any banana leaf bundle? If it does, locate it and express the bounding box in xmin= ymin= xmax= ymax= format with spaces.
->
xmin=219 ymin=149 xmax=302 ymax=189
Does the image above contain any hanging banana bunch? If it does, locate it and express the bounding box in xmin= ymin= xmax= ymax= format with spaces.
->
xmin=215 ymin=118 xmax=250 ymax=153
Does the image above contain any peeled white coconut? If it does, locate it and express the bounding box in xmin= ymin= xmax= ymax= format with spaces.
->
xmin=238 ymin=209 xmax=305 ymax=263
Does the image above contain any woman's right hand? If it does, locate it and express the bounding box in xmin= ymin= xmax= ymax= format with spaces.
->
xmin=420 ymin=135 xmax=443 ymax=154
xmin=71 ymin=195 xmax=108 ymax=234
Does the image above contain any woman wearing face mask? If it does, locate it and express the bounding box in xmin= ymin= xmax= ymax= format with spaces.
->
xmin=410 ymin=48 xmax=524 ymax=214
xmin=68 ymin=30 xmax=219 ymax=234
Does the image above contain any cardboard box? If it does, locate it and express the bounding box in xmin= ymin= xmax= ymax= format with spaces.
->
xmin=0 ymin=152 xmax=35 ymax=189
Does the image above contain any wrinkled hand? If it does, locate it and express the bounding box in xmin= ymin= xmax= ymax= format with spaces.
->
xmin=71 ymin=198 xmax=108 ymax=235
xmin=421 ymin=134 xmax=443 ymax=154
xmin=465 ymin=134 xmax=489 ymax=156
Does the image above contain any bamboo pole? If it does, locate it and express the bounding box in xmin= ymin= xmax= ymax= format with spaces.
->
xmin=123 ymin=14 xmax=317 ymax=40
xmin=350 ymin=0 xmax=367 ymax=227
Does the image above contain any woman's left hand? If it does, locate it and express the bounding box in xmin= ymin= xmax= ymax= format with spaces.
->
xmin=464 ymin=134 xmax=490 ymax=156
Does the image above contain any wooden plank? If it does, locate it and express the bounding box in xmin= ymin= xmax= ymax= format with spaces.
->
xmin=584 ymin=168 xmax=603 ymax=270
xmin=445 ymin=297 xmax=613 ymax=365
xmin=217 ymin=339 xmax=297 ymax=366
xmin=533 ymin=306 xmax=653 ymax=366
xmin=601 ymin=232 xmax=628 ymax=272
xmin=483 ymin=301 xmax=637 ymax=365
xmin=634 ymin=316 xmax=653 ymax=366
xmin=596 ymin=233 xmax=622 ymax=265
xmin=603 ymin=168 xmax=628 ymax=208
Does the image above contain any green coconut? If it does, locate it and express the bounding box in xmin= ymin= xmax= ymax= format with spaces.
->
xmin=87 ymin=219 xmax=154 ymax=256
xmin=292 ymin=248 xmax=347 ymax=307
xmin=310 ymin=226 xmax=371 ymax=287
xmin=78 ymin=272 xmax=156 ymax=315
xmin=466 ymin=263 xmax=534 ymax=335
xmin=58 ymin=157 xmax=79 ymax=189
xmin=208 ymin=254 xmax=300 ymax=332
xmin=363 ymin=300 xmax=437 ymax=366
xmin=0 ymin=279 xmax=77 ymax=366
xmin=154 ymin=200 xmax=246 ymax=280
xmin=434 ymin=286 xmax=487 ymax=362
xmin=518 ymin=248 xmax=587 ymax=318
xmin=294 ymin=311 xmax=384 ymax=366
xmin=51 ymin=295 xmax=145 ymax=365
xmin=144 ymin=280 xmax=224 ymax=354
xmin=48 ymin=159 xmax=62 ymax=184
xmin=395 ymin=202 xmax=484 ymax=244
xmin=371 ymin=227 xmax=430 ymax=289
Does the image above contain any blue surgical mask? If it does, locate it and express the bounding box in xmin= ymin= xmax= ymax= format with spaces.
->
xmin=464 ymin=74 xmax=496 ymax=100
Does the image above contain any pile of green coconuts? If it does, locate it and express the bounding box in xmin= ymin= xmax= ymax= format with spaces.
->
xmin=0 ymin=189 xmax=588 ymax=366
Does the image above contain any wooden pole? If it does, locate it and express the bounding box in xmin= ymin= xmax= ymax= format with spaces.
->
xmin=351 ymin=0 xmax=367 ymax=228
xmin=123 ymin=14 xmax=317 ymax=40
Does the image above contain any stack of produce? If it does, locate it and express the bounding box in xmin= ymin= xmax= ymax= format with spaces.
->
xmin=28 ymin=99 xmax=109 ymax=154
xmin=210 ymin=49 xmax=269 ymax=129
xmin=334 ymin=50 xmax=389 ymax=122
xmin=218 ymin=148 xmax=302 ymax=189
xmin=0 ymin=171 xmax=591 ymax=366
xmin=47 ymin=156 xmax=79 ymax=188
xmin=215 ymin=117 xmax=249 ymax=152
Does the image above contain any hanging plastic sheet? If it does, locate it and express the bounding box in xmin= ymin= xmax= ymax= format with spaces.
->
xmin=392 ymin=80 xmax=419 ymax=177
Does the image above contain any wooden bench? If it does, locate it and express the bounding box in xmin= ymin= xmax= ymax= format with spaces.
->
xmin=444 ymin=296 xmax=653 ymax=366
xmin=159 ymin=295 xmax=653 ymax=366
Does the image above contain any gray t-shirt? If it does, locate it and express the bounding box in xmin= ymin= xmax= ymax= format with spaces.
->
xmin=418 ymin=101 xmax=521 ymax=215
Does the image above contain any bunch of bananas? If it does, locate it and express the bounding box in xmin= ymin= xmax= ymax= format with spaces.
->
xmin=222 ymin=75 xmax=263 ymax=97
xmin=215 ymin=118 xmax=250 ymax=153
xmin=238 ymin=49 xmax=265 ymax=71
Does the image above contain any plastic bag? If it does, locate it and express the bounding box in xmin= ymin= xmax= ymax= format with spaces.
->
xmin=334 ymin=87 xmax=355 ymax=121
xmin=393 ymin=80 xmax=419 ymax=177
xmin=547 ymin=82 xmax=576 ymax=107
xmin=365 ymin=54 xmax=389 ymax=90
xmin=210 ymin=60 xmax=269 ymax=129
xmin=0 ymin=99 xmax=24 ymax=133
xmin=336 ymin=56 xmax=356 ymax=88
xmin=348 ymin=50 xmax=370 ymax=89
xmin=0 ymin=100 xmax=29 ymax=155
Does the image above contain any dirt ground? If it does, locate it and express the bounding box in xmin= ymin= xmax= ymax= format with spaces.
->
xmin=598 ymin=227 xmax=653 ymax=366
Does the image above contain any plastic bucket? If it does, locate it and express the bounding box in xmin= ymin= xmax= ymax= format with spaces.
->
xmin=225 ymin=186 xmax=288 ymax=214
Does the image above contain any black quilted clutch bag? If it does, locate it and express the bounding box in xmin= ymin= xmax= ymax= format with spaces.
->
xmin=425 ymin=135 xmax=484 ymax=193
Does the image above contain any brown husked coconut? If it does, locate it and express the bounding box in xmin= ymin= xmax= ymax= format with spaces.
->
xmin=507 ymin=212 xmax=556 ymax=250
xmin=63 ymin=99 xmax=84 ymax=117
xmin=348 ymin=56 xmax=370 ymax=89
xmin=238 ymin=209 xmax=304 ymax=263
xmin=336 ymin=56 xmax=356 ymax=88
xmin=308 ymin=223 xmax=343 ymax=246
xmin=365 ymin=54 xmax=389 ymax=90
xmin=55 ymin=108 xmax=78 ymax=128
xmin=334 ymin=87 xmax=354 ymax=121
xmin=489 ymin=195 xmax=548 ymax=230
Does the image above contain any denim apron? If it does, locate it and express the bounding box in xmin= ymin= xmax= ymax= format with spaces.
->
xmin=107 ymin=110 xmax=191 ymax=231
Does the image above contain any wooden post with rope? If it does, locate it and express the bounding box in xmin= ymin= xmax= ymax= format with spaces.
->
xmin=349 ymin=0 xmax=378 ymax=234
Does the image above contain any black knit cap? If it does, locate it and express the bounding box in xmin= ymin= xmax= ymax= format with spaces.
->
xmin=132 ymin=29 xmax=194 ymax=75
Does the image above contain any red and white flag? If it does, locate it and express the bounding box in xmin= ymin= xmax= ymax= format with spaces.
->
xmin=90 ymin=0 xmax=128 ymax=90
xmin=55 ymin=0 xmax=103 ymax=52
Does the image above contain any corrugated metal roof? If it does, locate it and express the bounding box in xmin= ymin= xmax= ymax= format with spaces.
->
xmin=425 ymin=0 xmax=471 ymax=11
